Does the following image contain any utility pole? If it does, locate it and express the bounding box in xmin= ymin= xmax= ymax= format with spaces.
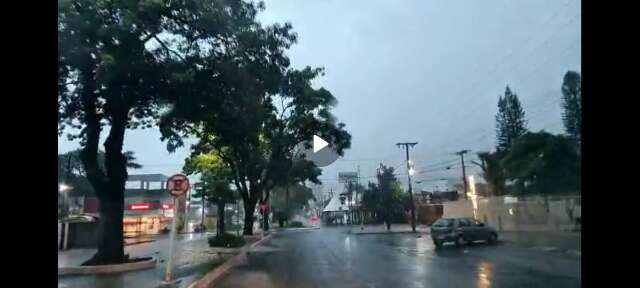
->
xmin=358 ymin=165 xmax=363 ymax=230
xmin=200 ymin=183 xmax=206 ymax=232
xmin=397 ymin=142 xmax=418 ymax=232
xmin=455 ymin=150 xmax=470 ymax=199
xmin=65 ymin=154 xmax=72 ymax=216
xmin=378 ymin=163 xmax=389 ymax=231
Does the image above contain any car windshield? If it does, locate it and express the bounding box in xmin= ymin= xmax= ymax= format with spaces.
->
xmin=433 ymin=219 xmax=454 ymax=228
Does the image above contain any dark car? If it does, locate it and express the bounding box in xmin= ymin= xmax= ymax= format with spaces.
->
xmin=430 ymin=217 xmax=498 ymax=248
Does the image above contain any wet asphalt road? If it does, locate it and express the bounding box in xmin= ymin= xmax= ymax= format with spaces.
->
xmin=216 ymin=227 xmax=581 ymax=288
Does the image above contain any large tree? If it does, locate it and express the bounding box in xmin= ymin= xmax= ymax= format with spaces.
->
xmin=270 ymin=183 xmax=315 ymax=226
xmin=58 ymin=0 xmax=271 ymax=264
xmin=158 ymin=9 xmax=352 ymax=235
xmin=183 ymin=153 xmax=236 ymax=236
xmin=361 ymin=165 xmax=405 ymax=230
xmin=495 ymin=86 xmax=528 ymax=152
xmin=501 ymin=131 xmax=581 ymax=195
xmin=164 ymin=66 xmax=351 ymax=235
xmin=561 ymin=71 xmax=582 ymax=146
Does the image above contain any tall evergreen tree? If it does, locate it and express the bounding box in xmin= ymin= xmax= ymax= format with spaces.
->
xmin=561 ymin=71 xmax=581 ymax=146
xmin=495 ymin=86 xmax=528 ymax=152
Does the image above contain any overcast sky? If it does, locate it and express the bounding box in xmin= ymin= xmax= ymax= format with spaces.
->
xmin=58 ymin=0 xmax=581 ymax=194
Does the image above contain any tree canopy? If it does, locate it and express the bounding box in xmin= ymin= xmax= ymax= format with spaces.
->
xmin=561 ymin=71 xmax=582 ymax=146
xmin=501 ymin=131 xmax=581 ymax=195
xmin=183 ymin=152 xmax=236 ymax=205
xmin=476 ymin=151 xmax=507 ymax=196
xmin=160 ymin=34 xmax=352 ymax=234
xmin=361 ymin=165 xmax=406 ymax=228
xmin=183 ymin=152 xmax=237 ymax=235
xmin=58 ymin=0 xmax=300 ymax=264
xmin=495 ymin=86 xmax=528 ymax=152
xmin=270 ymin=184 xmax=315 ymax=218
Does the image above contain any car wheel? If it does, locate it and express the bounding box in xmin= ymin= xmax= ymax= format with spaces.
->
xmin=455 ymin=235 xmax=466 ymax=247
xmin=433 ymin=239 xmax=442 ymax=248
xmin=488 ymin=233 xmax=498 ymax=244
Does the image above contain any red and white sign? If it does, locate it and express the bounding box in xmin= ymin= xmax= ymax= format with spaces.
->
xmin=166 ymin=174 xmax=190 ymax=197
xmin=259 ymin=201 xmax=268 ymax=212
xmin=128 ymin=202 xmax=151 ymax=211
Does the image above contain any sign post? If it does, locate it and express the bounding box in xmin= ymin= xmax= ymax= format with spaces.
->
xmin=259 ymin=200 xmax=267 ymax=239
xmin=164 ymin=174 xmax=190 ymax=284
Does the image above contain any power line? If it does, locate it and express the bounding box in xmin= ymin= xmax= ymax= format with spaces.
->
xmin=424 ymin=0 xmax=578 ymax=133
xmin=422 ymin=7 xmax=580 ymax=152
xmin=423 ymin=36 xmax=581 ymax=155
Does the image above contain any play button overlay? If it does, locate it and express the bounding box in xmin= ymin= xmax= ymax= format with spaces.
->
xmin=313 ymin=135 xmax=329 ymax=153
xmin=295 ymin=135 xmax=340 ymax=167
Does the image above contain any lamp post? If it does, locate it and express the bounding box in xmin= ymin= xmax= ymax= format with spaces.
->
xmin=59 ymin=183 xmax=72 ymax=217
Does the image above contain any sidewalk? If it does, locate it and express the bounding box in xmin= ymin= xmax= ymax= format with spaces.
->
xmin=348 ymin=224 xmax=431 ymax=235
xmin=58 ymin=233 xmax=234 ymax=288
xmin=499 ymin=230 xmax=581 ymax=255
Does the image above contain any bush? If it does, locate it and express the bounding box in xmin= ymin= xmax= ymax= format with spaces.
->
xmin=208 ymin=233 xmax=246 ymax=248
xmin=288 ymin=221 xmax=304 ymax=228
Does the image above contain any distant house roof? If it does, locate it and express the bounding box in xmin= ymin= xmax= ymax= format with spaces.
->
xmin=127 ymin=174 xmax=168 ymax=182
xmin=322 ymin=194 xmax=349 ymax=213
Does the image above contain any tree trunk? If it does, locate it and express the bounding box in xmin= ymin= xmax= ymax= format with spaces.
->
xmin=218 ymin=202 xmax=226 ymax=235
xmin=242 ymin=197 xmax=258 ymax=235
xmin=85 ymin=193 xmax=125 ymax=265
xmin=285 ymin=185 xmax=289 ymax=220
xmin=201 ymin=197 xmax=206 ymax=232
xmin=82 ymin=111 xmax=128 ymax=265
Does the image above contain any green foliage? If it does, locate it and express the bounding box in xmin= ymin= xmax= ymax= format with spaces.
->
xmin=495 ymin=86 xmax=528 ymax=152
xmin=501 ymin=131 xmax=581 ymax=195
xmin=157 ymin=4 xmax=352 ymax=235
xmin=344 ymin=181 xmax=365 ymax=200
xmin=183 ymin=153 xmax=236 ymax=204
xmin=208 ymin=233 xmax=246 ymax=248
xmin=58 ymin=0 xmax=282 ymax=262
xmin=477 ymin=151 xmax=507 ymax=196
xmin=361 ymin=165 xmax=407 ymax=224
xmin=561 ymin=71 xmax=581 ymax=146
xmin=270 ymin=184 xmax=315 ymax=218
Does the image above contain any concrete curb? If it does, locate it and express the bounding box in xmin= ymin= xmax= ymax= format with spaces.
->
xmin=350 ymin=230 xmax=431 ymax=235
xmin=189 ymin=233 xmax=274 ymax=288
xmin=278 ymin=227 xmax=320 ymax=232
xmin=124 ymin=239 xmax=156 ymax=246
xmin=58 ymin=257 xmax=157 ymax=276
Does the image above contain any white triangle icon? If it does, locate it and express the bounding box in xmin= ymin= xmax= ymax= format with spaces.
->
xmin=313 ymin=135 xmax=329 ymax=153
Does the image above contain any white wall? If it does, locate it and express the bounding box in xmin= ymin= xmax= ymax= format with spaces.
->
xmin=442 ymin=195 xmax=581 ymax=232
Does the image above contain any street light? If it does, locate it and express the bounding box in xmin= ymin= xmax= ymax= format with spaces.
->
xmin=59 ymin=183 xmax=73 ymax=217
xmin=59 ymin=183 xmax=72 ymax=192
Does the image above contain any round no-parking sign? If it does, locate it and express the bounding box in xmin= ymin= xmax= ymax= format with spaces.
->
xmin=166 ymin=174 xmax=190 ymax=197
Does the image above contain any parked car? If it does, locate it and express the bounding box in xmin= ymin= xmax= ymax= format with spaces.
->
xmin=430 ymin=217 xmax=498 ymax=248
